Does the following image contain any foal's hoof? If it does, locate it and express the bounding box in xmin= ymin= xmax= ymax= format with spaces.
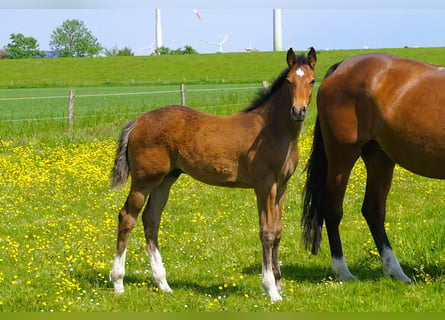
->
xmin=110 ymin=277 xmax=125 ymax=293
xmin=157 ymin=281 xmax=173 ymax=293
xmin=261 ymin=284 xmax=283 ymax=302
xmin=114 ymin=287 xmax=125 ymax=294
xmin=160 ymin=286 xmax=173 ymax=293
xmin=110 ymin=275 xmax=125 ymax=293
xmin=269 ymin=292 xmax=283 ymax=303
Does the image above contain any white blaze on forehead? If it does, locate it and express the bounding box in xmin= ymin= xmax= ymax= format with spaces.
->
xmin=296 ymin=68 xmax=305 ymax=77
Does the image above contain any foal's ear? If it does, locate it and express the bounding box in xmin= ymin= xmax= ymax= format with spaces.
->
xmin=307 ymin=47 xmax=317 ymax=69
xmin=287 ymin=48 xmax=296 ymax=67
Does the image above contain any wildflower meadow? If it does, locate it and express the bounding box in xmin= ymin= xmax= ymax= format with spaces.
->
xmin=0 ymin=49 xmax=444 ymax=312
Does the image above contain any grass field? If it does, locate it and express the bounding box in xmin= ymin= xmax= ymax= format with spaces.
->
xmin=0 ymin=48 xmax=444 ymax=312
xmin=3 ymin=47 xmax=445 ymax=88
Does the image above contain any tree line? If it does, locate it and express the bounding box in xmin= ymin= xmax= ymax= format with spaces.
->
xmin=1 ymin=19 xmax=197 ymax=59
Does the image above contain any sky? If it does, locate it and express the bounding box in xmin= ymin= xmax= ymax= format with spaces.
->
xmin=1 ymin=1 xmax=445 ymax=55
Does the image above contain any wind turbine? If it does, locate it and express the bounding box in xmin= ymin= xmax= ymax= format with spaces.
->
xmin=156 ymin=9 xmax=162 ymax=50
xmin=206 ymin=33 xmax=231 ymax=53
xmin=273 ymin=9 xmax=282 ymax=51
xmin=148 ymin=39 xmax=156 ymax=55
xmin=137 ymin=39 xmax=156 ymax=56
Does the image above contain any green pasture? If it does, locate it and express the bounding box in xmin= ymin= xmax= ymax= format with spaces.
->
xmin=0 ymin=48 xmax=444 ymax=312
xmin=2 ymin=46 xmax=445 ymax=89
xmin=0 ymin=83 xmax=260 ymax=145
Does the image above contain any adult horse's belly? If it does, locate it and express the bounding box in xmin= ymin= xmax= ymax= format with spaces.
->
xmin=376 ymin=111 xmax=445 ymax=179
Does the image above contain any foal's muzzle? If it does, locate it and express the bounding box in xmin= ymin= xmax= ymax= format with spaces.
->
xmin=291 ymin=105 xmax=307 ymax=121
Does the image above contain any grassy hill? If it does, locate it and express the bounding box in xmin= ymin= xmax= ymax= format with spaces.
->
xmin=2 ymin=47 xmax=445 ymax=88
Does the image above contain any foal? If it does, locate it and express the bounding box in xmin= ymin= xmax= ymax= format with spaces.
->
xmin=110 ymin=47 xmax=316 ymax=301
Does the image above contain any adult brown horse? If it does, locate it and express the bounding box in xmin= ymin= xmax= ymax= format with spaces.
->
xmin=302 ymin=52 xmax=445 ymax=282
xmin=110 ymin=47 xmax=317 ymax=301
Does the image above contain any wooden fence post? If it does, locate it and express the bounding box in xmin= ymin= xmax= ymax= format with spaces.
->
xmin=68 ymin=89 xmax=75 ymax=128
xmin=180 ymin=84 xmax=186 ymax=106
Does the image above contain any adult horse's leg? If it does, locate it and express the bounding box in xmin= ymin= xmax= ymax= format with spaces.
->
xmin=361 ymin=141 xmax=411 ymax=282
xmin=142 ymin=169 xmax=181 ymax=292
xmin=256 ymin=181 xmax=282 ymax=302
xmin=324 ymin=146 xmax=361 ymax=281
xmin=110 ymin=188 xmax=148 ymax=293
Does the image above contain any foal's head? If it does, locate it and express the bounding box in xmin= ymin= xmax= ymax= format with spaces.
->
xmin=285 ymin=47 xmax=317 ymax=121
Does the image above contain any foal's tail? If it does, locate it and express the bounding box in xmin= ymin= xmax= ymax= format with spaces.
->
xmin=301 ymin=117 xmax=327 ymax=255
xmin=110 ymin=119 xmax=137 ymax=188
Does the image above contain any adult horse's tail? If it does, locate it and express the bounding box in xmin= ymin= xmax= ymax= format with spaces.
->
xmin=111 ymin=119 xmax=137 ymax=188
xmin=301 ymin=117 xmax=327 ymax=255
xmin=301 ymin=61 xmax=342 ymax=255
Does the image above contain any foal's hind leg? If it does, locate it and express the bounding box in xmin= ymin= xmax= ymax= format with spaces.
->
xmin=361 ymin=141 xmax=411 ymax=282
xmin=142 ymin=170 xmax=180 ymax=292
xmin=110 ymin=188 xmax=148 ymax=293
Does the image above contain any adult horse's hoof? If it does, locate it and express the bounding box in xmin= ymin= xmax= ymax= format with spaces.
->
xmin=332 ymin=256 xmax=357 ymax=281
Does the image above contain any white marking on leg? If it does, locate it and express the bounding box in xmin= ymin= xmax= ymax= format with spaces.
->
xmin=332 ymin=256 xmax=357 ymax=281
xmin=261 ymin=261 xmax=282 ymax=302
xmin=381 ymin=246 xmax=411 ymax=282
xmin=149 ymin=248 xmax=172 ymax=292
xmin=296 ymin=68 xmax=305 ymax=77
xmin=110 ymin=250 xmax=127 ymax=293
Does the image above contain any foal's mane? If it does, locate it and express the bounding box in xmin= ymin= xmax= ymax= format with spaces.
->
xmin=243 ymin=53 xmax=309 ymax=113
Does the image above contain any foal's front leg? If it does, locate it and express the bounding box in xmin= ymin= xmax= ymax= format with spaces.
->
xmin=256 ymin=182 xmax=283 ymax=302
xmin=272 ymin=184 xmax=287 ymax=294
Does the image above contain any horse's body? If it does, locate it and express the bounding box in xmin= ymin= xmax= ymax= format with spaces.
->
xmin=110 ymin=48 xmax=316 ymax=301
xmin=302 ymin=53 xmax=445 ymax=281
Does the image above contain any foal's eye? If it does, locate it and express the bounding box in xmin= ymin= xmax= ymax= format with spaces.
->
xmin=310 ymin=79 xmax=315 ymax=86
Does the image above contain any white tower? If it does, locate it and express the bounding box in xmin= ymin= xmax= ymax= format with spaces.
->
xmin=156 ymin=9 xmax=162 ymax=51
xmin=273 ymin=9 xmax=283 ymax=51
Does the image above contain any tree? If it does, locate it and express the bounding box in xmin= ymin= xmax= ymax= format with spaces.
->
xmin=182 ymin=45 xmax=198 ymax=55
xmin=152 ymin=45 xmax=198 ymax=56
xmin=4 ymin=33 xmax=45 ymax=59
xmin=116 ymin=47 xmax=134 ymax=56
xmin=153 ymin=46 xmax=172 ymax=56
xmin=50 ymin=19 xmax=102 ymax=57
xmin=104 ymin=46 xmax=134 ymax=57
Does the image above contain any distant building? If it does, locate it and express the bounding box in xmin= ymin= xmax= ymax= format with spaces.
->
xmin=43 ymin=50 xmax=58 ymax=58
xmin=0 ymin=48 xmax=5 ymax=59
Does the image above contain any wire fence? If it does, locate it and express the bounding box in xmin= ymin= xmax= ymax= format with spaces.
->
xmin=0 ymin=84 xmax=266 ymax=124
